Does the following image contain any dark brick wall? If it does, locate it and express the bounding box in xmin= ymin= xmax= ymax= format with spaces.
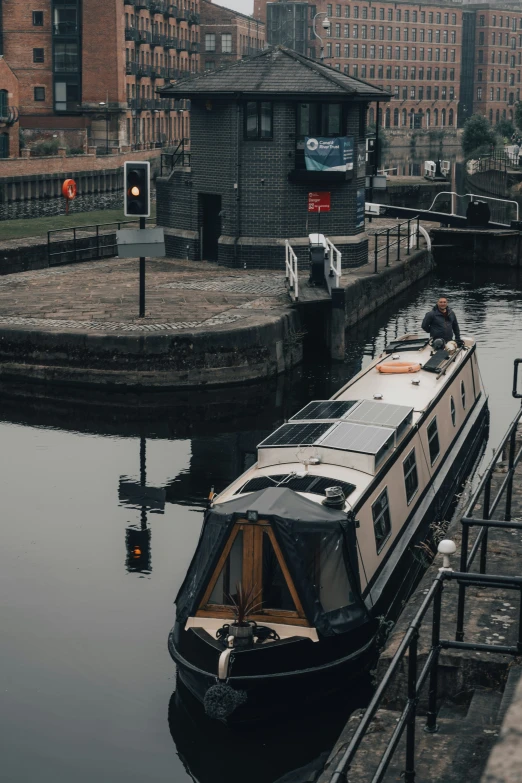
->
xmin=157 ymin=96 xmax=369 ymax=269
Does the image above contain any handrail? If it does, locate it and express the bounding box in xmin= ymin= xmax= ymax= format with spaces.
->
xmin=372 ymin=217 xmax=420 ymax=273
xmin=427 ymin=191 xmax=519 ymax=222
xmin=47 ymin=219 xmax=147 ymax=265
xmin=327 ymin=569 xmax=522 ymax=783
xmin=284 ymin=240 xmax=299 ymax=301
xmin=325 ymin=238 xmax=341 ymax=292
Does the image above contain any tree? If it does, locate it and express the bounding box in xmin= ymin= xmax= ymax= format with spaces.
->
xmin=515 ymin=101 xmax=522 ymax=132
xmin=496 ymin=118 xmax=515 ymax=140
xmin=461 ymin=114 xmax=498 ymax=157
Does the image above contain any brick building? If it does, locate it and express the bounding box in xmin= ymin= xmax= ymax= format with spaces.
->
xmin=157 ymin=46 xmax=388 ymax=268
xmin=0 ymin=56 xmax=20 ymax=158
xmin=0 ymin=0 xmax=199 ymax=154
xmin=254 ymin=0 xmax=522 ymax=130
xmin=200 ymin=0 xmax=265 ymax=72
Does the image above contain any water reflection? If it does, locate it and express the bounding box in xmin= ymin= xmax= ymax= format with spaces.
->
xmin=0 ymin=265 xmax=521 ymax=782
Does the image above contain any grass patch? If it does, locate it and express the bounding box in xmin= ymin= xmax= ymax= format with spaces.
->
xmin=0 ymin=206 xmax=157 ymax=242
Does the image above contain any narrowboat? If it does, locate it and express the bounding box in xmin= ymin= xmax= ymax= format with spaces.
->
xmin=169 ymin=335 xmax=489 ymax=722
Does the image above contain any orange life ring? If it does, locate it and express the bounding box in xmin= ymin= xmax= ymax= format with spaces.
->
xmin=62 ymin=179 xmax=77 ymax=200
xmin=377 ymin=362 xmax=422 ymax=374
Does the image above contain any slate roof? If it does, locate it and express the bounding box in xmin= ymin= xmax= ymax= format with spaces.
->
xmin=159 ymin=46 xmax=391 ymax=100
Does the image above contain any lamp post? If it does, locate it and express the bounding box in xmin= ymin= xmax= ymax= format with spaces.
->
xmin=99 ymin=101 xmax=109 ymax=154
xmin=312 ymin=12 xmax=331 ymax=61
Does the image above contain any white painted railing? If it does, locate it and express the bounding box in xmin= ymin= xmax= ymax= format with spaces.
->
xmin=284 ymin=240 xmax=299 ymax=301
xmin=325 ymin=238 xmax=341 ymax=294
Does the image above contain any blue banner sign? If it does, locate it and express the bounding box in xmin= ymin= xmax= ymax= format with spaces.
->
xmin=305 ymin=136 xmax=354 ymax=173
xmin=356 ymin=187 xmax=365 ymax=229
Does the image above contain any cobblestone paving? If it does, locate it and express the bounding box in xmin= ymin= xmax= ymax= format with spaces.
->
xmin=158 ymin=276 xmax=287 ymax=295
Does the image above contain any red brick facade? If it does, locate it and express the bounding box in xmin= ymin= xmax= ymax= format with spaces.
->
xmin=0 ymin=0 xmax=199 ymax=154
xmin=0 ymin=56 xmax=20 ymax=158
xmin=200 ymin=0 xmax=265 ymax=72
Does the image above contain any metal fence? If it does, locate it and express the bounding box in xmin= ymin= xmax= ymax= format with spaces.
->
xmin=47 ymin=219 xmax=149 ymax=266
xmin=372 ymin=217 xmax=420 ymax=273
xmin=160 ymin=138 xmax=191 ymax=176
xmin=325 ymin=359 xmax=522 ymax=783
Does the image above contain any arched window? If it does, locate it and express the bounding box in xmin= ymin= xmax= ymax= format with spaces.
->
xmin=402 ymin=108 xmax=407 ymax=126
xmin=394 ymin=107 xmax=399 ymax=126
xmin=409 ymin=108 xmax=415 ymax=128
xmin=426 ymin=108 xmax=431 ymax=127
xmin=434 ymin=108 xmax=439 ymax=126
xmin=441 ymin=108 xmax=446 ymax=126
xmin=385 ymin=108 xmax=391 ymax=127
xmin=0 ymin=132 xmax=9 ymax=159
xmin=448 ymin=108 xmax=454 ymax=126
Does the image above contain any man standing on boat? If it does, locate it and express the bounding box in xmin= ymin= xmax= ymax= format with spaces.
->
xmin=422 ymin=296 xmax=463 ymax=345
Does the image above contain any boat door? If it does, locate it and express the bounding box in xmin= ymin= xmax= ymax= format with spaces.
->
xmin=197 ymin=520 xmax=310 ymax=627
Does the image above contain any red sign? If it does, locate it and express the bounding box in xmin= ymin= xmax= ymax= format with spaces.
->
xmin=308 ymin=192 xmax=331 ymax=213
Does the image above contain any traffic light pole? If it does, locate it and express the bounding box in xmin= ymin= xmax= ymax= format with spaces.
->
xmin=139 ymin=216 xmax=146 ymax=318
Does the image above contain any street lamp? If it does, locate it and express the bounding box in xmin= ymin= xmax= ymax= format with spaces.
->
xmin=312 ymin=12 xmax=331 ymax=61
xmin=99 ymin=101 xmax=109 ymax=154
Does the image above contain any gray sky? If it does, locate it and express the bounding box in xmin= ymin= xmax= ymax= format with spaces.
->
xmin=213 ymin=0 xmax=255 ymax=15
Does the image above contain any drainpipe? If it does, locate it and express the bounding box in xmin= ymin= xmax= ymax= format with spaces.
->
xmin=235 ymin=97 xmax=242 ymax=267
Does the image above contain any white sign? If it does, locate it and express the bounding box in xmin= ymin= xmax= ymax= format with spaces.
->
xmin=116 ymin=228 xmax=165 ymax=258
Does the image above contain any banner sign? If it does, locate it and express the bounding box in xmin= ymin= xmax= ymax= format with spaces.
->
xmin=308 ymin=192 xmax=331 ymax=212
xmin=356 ymin=188 xmax=365 ymax=229
xmin=305 ymin=136 xmax=354 ymax=173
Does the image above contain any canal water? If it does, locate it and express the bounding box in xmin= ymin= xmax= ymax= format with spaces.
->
xmin=1 ymin=264 xmax=522 ymax=783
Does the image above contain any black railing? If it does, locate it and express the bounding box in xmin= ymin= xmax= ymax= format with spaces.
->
xmin=177 ymin=38 xmax=189 ymax=50
xmin=48 ymin=220 xmax=150 ymax=266
xmin=125 ymin=27 xmax=140 ymax=41
xmin=372 ymin=217 xmax=420 ymax=273
xmin=160 ymin=138 xmax=190 ymax=175
xmin=53 ymin=22 xmax=79 ymax=35
xmin=475 ymin=150 xmax=510 ymax=174
xmin=328 ymin=569 xmax=522 ymax=783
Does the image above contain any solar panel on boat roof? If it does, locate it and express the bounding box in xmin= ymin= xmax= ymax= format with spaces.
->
xmin=258 ymin=422 xmax=333 ymax=448
xmin=290 ymin=400 xmax=359 ymax=421
xmin=344 ymin=400 xmax=413 ymax=429
xmin=321 ymin=421 xmax=394 ymax=454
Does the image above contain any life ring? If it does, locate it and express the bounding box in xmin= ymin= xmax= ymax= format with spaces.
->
xmin=377 ymin=362 xmax=422 ymax=374
xmin=62 ymin=179 xmax=77 ymax=200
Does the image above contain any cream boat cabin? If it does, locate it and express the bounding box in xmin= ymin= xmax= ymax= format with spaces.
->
xmin=169 ymin=335 xmax=489 ymax=722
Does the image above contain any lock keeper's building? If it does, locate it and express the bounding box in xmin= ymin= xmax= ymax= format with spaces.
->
xmin=157 ymin=45 xmax=389 ymax=269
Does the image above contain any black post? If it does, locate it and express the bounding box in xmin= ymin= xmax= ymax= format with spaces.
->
xmin=73 ymin=227 xmax=77 ymax=263
xmin=386 ymin=228 xmax=390 ymax=266
xmin=416 ymin=217 xmax=420 ymax=249
xmin=480 ymin=477 xmax=492 ymax=574
xmin=139 ymin=216 xmax=146 ymax=318
xmin=518 ymin=587 xmax=522 ymax=655
xmin=456 ymin=523 xmax=469 ymax=641
xmin=505 ymin=426 xmax=517 ymax=521
xmin=374 ymin=233 xmax=378 ymax=273
xmin=405 ymin=632 xmax=418 ymax=782
xmin=140 ymin=436 xmax=147 ymax=530
xmin=47 ymin=231 xmax=51 ymax=267
xmin=397 ymin=223 xmax=401 ymax=261
xmin=106 ymin=110 xmax=109 ymax=155
xmin=425 ymin=582 xmax=442 ymax=733
xmin=96 ymin=224 xmax=100 ymax=259
xmin=406 ymin=219 xmax=411 ymax=255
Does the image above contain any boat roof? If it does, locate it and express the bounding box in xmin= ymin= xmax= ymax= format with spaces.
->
xmin=215 ymin=335 xmax=475 ymax=508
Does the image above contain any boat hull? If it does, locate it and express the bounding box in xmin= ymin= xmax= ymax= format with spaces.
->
xmin=169 ymin=394 xmax=489 ymax=723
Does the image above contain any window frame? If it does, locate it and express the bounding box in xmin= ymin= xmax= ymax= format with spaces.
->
xmin=197 ymin=521 xmax=309 ymax=626
xmin=461 ymin=381 xmax=467 ymax=410
xmin=204 ymin=33 xmax=216 ymax=52
xmin=244 ymin=101 xmax=273 ymax=141
xmin=427 ymin=417 xmax=440 ymax=465
xmin=32 ymin=10 xmax=44 ymax=26
xmin=450 ymin=396 xmax=456 ymax=427
xmin=33 ymin=48 xmax=44 ymax=63
xmin=403 ymin=448 xmax=419 ymax=506
xmin=34 ymin=86 xmax=45 ymax=101
xmin=372 ymin=487 xmax=392 ymax=554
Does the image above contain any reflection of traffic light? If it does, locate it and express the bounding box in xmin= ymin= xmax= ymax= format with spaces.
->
xmin=125 ymin=525 xmax=152 ymax=573
xmin=124 ymin=161 xmax=150 ymax=217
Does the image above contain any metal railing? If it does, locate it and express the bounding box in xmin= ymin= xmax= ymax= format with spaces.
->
xmin=372 ymin=217 xmax=420 ymax=273
xmin=285 ymin=240 xmax=299 ymax=302
xmin=325 ymin=238 xmax=341 ymax=292
xmin=47 ymin=219 xmax=148 ymax=266
xmin=160 ymin=138 xmax=191 ymax=175
xmin=328 ymin=569 xmax=522 ymax=783
xmin=428 ymin=191 xmax=520 ymax=224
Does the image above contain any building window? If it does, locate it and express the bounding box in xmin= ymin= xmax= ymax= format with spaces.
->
xmin=427 ymin=418 xmax=440 ymax=465
xmin=403 ymin=449 xmax=418 ymax=505
xmin=344 ymin=24 xmax=349 ymax=37
xmin=353 ymin=5 xmax=358 ymax=17
xmin=450 ymin=397 xmax=456 ymax=427
xmin=372 ymin=488 xmax=392 ymax=553
xmin=335 ymin=23 xmax=341 ymax=37
xmin=244 ymin=101 xmax=273 ymax=140
xmin=336 ymin=4 xmax=341 ymax=16
xmin=345 ymin=5 xmax=350 ymax=17
xmin=327 ymin=4 xmax=333 ymax=16
xmin=33 ymin=48 xmax=44 ymax=63
xmin=478 ymin=69 xmax=483 ymax=82
xmin=353 ymin=25 xmax=358 ymax=38
xmin=205 ymin=34 xmax=215 ymax=52
xmin=205 ymin=60 xmax=215 ymax=71
xmin=54 ymin=42 xmax=78 ymax=72
xmin=34 ymin=86 xmax=45 ymax=101
xmin=221 ymin=33 xmax=232 ymax=53
xmin=298 ymin=102 xmax=343 ymax=137
xmin=344 ymin=44 xmax=349 ymax=56
xmin=32 ymin=11 xmax=44 ymax=26
xmin=479 ymin=15 xmax=485 ymax=27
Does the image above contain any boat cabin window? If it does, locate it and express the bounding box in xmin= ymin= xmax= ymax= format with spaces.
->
xmin=403 ymin=448 xmax=418 ymax=505
xmin=372 ymin=488 xmax=392 ymax=553
xmin=427 ymin=417 xmax=440 ymax=465
xmin=450 ymin=396 xmax=456 ymax=427
xmin=301 ymin=532 xmax=356 ymax=611
xmin=198 ymin=522 xmax=309 ymax=626
xmin=461 ymin=381 xmax=466 ymax=410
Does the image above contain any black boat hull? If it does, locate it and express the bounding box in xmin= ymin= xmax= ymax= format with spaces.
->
xmin=169 ymin=394 xmax=489 ymax=723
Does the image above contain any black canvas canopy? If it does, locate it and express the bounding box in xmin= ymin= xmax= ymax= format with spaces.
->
xmin=175 ymin=487 xmax=369 ymax=637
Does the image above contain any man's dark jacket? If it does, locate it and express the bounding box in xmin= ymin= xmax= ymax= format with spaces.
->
xmin=421 ymin=305 xmax=461 ymax=342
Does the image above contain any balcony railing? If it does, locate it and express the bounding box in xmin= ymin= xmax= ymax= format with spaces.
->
xmin=190 ymin=41 xmax=200 ymax=53
xmin=126 ymin=61 xmax=138 ymax=75
xmin=151 ymin=32 xmax=166 ymax=46
xmin=176 ymin=8 xmax=187 ymax=21
xmin=124 ymin=0 xmax=137 ymax=5
xmin=242 ymin=46 xmax=260 ymax=56
xmin=166 ymin=67 xmax=181 ymax=79
xmin=167 ymin=5 xmax=178 ymax=18
xmin=53 ymin=22 xmax=79 ymax=36
xmin=125 ymin=27 xmax=140 ymax=41
xmin=150 ymin=0 xmax=168 ymax=13
xmin=135 ymin=0 xmax=150 ymax=9
xmin=150 ymin=65 xmax=167 ymax=78
xmin=136 ymin=63 xmax=152 ymax=77
xmin=177 ymin=39 xmax=189 ymax=51
xmin=165 ymin=37 xmax=178 ymax=49
xmin=188 ymin=12 xmax=200 ymax=25
xmin=138 ymin=30 xmax=152 ymax=44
